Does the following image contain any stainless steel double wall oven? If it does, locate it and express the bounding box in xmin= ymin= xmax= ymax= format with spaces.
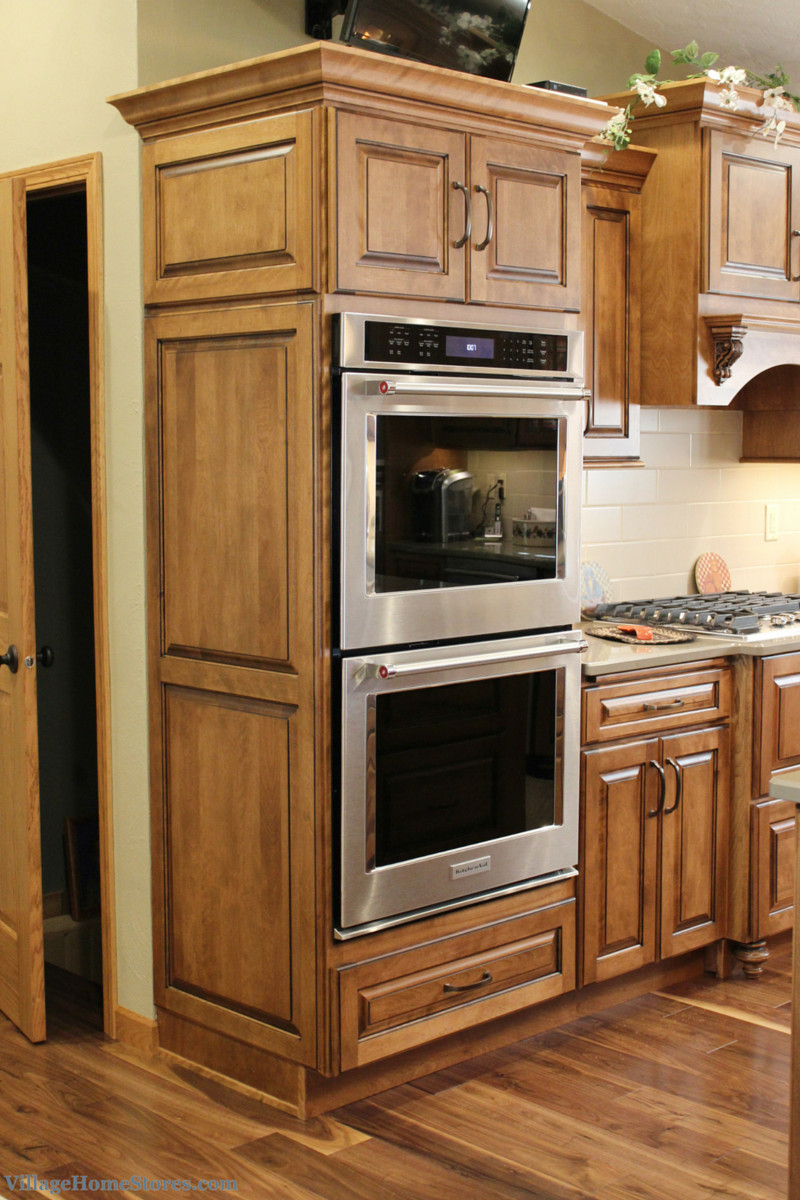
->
xmin=333 ymin=313 xmax=587 ymax=937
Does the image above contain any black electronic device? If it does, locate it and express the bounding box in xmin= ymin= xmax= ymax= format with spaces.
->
xmin=339 ymin=0 xmax=531 ymax=82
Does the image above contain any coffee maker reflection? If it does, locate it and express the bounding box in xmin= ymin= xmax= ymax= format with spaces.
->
xmin=410 ymin=469 xmax=474 ymax=543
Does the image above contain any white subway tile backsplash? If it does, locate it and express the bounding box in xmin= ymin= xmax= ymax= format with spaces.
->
xmin=581 ymin=505 xmax=622 ymax=543
xmin=639 ymin=432 xmax=691 ymax=468
xmin=621 ymin=503 xmax=690 ymax=541
xmin=585 ymin=468 xmax=658 ymax=506
xmin=657 ymin=468 xmax=722 ymax=504
xmin=581 ymin=407 xmax=800 ymax=595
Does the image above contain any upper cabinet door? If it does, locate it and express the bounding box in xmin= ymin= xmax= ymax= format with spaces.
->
xmin=142 ymin=110 xmax=317 ymax=304
xmin=707 ymin=130 xmax=800 ymax=302
xmin=335 ymin=111 xmax=467 ymax=301
xmin=469 ymin=136 xmax=580 ymax=311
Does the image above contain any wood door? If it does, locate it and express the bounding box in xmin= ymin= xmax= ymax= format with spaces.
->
xmin=468 ymin=136 xmax=580 ymax=310
xmin=754 ymin=797 xmax=796 ymax=938
xmin=0 ymin=176 xmax=46 ymax=1042
xmin=707 ymin=130 xmax=800 ymax=302
xmin=754 ymin=652 xmax=800 ymax=796
xmin=581 ymin=183 xmax=641 ymax=462
xmin=659 ymin=725 xmax=729 ymax=959
xmin=142 ymin=110 xmax=317 ymax=305
xmin=145 ymin=301 xmax=318 ymax=1065
xmin=335 ymin=111 xmax=467 ymax=300
xmin=581 ymin=739 xmax=659 ymax=985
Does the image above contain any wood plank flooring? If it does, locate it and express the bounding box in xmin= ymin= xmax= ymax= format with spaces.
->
xmin=0 ymin=949 xmax=791 ymax=1199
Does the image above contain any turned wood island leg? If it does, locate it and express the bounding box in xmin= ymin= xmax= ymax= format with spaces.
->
xmin=732 ymin=940 xmax=770 ymax=979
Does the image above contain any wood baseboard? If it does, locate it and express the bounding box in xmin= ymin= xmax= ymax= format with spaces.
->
xmin=114 ymin=1006 xmax=159 ymax=1055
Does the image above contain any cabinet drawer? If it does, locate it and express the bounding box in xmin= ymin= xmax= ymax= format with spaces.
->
xmin=583 ymin=667 xmax=730 ymax=743
xmin=142 ymin=110 xmax=316 ymax=303
xmin=335 ymin=900 xmax=575 ymax=1070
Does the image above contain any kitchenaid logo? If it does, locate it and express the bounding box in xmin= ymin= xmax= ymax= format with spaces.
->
xmin=451 ymin=856 xmax=491 ymax=879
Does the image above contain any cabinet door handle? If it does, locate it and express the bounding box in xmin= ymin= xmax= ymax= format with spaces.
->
xmin=443 ymin=969 xmax=493 ymax=993
xmin=663 ymin=757 xmax=682 ymax=815
xmin=452 ymin=181 xmax=472 ymax=249
xmin=474 ymin=183 xmax=494 ymax=251
xmin=643 ymin=698 xmax=684 ymax=712
xmin=0 ymin=645 xmax=18 ymax=674
xmin=649 ymin=759 xmax=665 ymax=817
xmin=793 ymin=229 xmax=800 ymax=282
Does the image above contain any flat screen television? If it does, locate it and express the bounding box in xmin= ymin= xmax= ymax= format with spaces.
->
xmin=339 ymin=0 xmax=531 ymax=82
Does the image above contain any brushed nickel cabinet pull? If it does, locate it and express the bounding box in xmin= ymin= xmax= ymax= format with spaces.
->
xmin=474 ymin=183 xmax=494 ymax=251
xmin=663 ymin=757 xmax=682 ymax=815
xmin=643 ymin=698 xmax=684 ymax=712
xmin=649 ymin=760 xmax=666 ymax=817
xmin=443 ymin=969 xmax=493 ymax=993
xmin=793 ymin=229 xmax=800 ymax=282
xmin=452 ymin=181 xmax=471 ymax=249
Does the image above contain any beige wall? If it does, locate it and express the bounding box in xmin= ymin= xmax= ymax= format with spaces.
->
xmin=0 ymin=0 xmax=152 ymax=1015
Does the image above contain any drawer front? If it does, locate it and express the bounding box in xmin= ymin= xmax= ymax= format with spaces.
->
xmin=583 ymin=667 xmax=730 ymax=744
xmin=754 ymin=797 xmax=796 ymax=937
xmin=336 ymin=900 xmax=575 ymax=1071
xmin=755 ymin=653 xmax=800 ymax=796
xmin=142 ymin=110 xmax=316 ymax=304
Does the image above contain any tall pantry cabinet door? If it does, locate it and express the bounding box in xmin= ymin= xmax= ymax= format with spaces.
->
xmin=469 ymin=136 xmax=580 ymax=310
xmin=581 ymin=739 xmax=659 ymax=984
xmin=334 ymin=111 xmax=467 ymax=300
xmin=659 ymin=726 xmax=729 ymax=959
xmin=145 ymin=302 xmax=318 ymax=1065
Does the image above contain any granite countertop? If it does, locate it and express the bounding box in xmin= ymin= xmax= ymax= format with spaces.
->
xmin=769 ymin=768 xmax=800 ymax=803
xmin=581 ymin=621 xmax=800 ymax=677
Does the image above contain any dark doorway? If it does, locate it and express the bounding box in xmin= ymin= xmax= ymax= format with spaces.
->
xmin=26 ymin=187 xmax=103 ymax=1019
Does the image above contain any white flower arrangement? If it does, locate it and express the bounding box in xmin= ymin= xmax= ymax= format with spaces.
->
xmin=600 ymin=43 xmax=800 ymax=152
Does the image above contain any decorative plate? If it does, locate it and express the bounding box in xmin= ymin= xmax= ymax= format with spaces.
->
xmin=580 ymin=560 xmax=613 ymax=611
xmin=694 ymin=552 xmax=732 ymax=595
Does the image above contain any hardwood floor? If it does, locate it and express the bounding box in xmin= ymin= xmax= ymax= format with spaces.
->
xmin=1 ymin=949 xmax=790 ymax=1199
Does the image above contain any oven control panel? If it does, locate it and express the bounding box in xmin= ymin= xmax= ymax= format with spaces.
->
xmin=335 ymin=313 xmax=583 ymax=379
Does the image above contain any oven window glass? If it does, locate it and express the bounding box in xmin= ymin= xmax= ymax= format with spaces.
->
xmin=374 ymin=415 xmax=564 ymax=593
xmin=370 ymin=668 xmax=564 ymax=868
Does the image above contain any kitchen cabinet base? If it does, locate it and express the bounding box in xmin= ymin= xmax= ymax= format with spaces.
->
xmin=731 ymin=939 xmax=770 ymax=979
xmin=154 ymin=947 xmax=711 ymax=1118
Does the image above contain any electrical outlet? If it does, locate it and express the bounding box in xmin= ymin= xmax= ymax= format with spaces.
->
xmin=765 ymin=502 xmax=779 ymax=541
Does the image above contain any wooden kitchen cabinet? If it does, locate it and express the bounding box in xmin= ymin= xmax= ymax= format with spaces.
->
xmin=600 ymin=79 xmax=800 ymax=411
xmin=580 ymin=145 xmax=655 ymax=464
xmin=581 ymin=662 xmax=731 ymax=985
xmin=335 ymin=111 xmax=581 ymax=310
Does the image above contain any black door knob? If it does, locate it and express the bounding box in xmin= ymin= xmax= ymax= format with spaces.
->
xmin=0 ymin=645 xmax=18 ymax=674
xmin=36 ymin=645 xmax=54 ymax=668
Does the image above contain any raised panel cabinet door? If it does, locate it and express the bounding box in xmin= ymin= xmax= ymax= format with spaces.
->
xmin=756 ymin=652 xmax=800 ymax=796
xmin=707 ymin=130 xmax=800 ymax=302
xmin=755 ymin=797 xmax=796 ymax=937
xmin=469 ymin=136 xmax=580 ymax=310
xmin=335 ymin=111 xmax=467 ymax=300
xmin=581 ymin=184 xmax=641 ymax=463
xmin=581 ymin=739 xmax=659 ymax=985
xmin=142 ymin=110 xmax=317 ymax=303
xmin=659 ymin=726 xmax=729 ymax=959
xmin=145 ymin=301 xmax=317 ymax=1063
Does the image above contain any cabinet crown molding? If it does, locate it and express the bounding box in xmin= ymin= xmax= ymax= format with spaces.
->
xmin=109 ymin=40 xmax=614 ymax=144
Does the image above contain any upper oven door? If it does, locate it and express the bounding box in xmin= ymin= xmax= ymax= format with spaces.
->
xmin=338 ymin=373 xmax=585 ymax=650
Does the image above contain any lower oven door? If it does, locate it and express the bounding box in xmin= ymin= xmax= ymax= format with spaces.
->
xmin=337 ymin=630 xmax=584 ymax=937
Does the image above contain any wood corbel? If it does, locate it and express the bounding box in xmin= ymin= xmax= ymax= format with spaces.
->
xmin=705 ymin=317 xmax=748 ymax=385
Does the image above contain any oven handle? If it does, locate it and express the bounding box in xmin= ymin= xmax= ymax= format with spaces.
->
xmin=369 ymin=380 xmax=591 ymax=401
xmin=355 ymin=638 xmax=588 ymax=684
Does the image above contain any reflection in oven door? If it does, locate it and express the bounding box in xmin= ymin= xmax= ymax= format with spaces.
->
xmin=337 ymin=630 xmax=583 ymax=937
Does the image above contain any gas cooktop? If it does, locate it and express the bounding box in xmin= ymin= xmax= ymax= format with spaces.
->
xmin=593 ymin=590 xmax=800 ymax=639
